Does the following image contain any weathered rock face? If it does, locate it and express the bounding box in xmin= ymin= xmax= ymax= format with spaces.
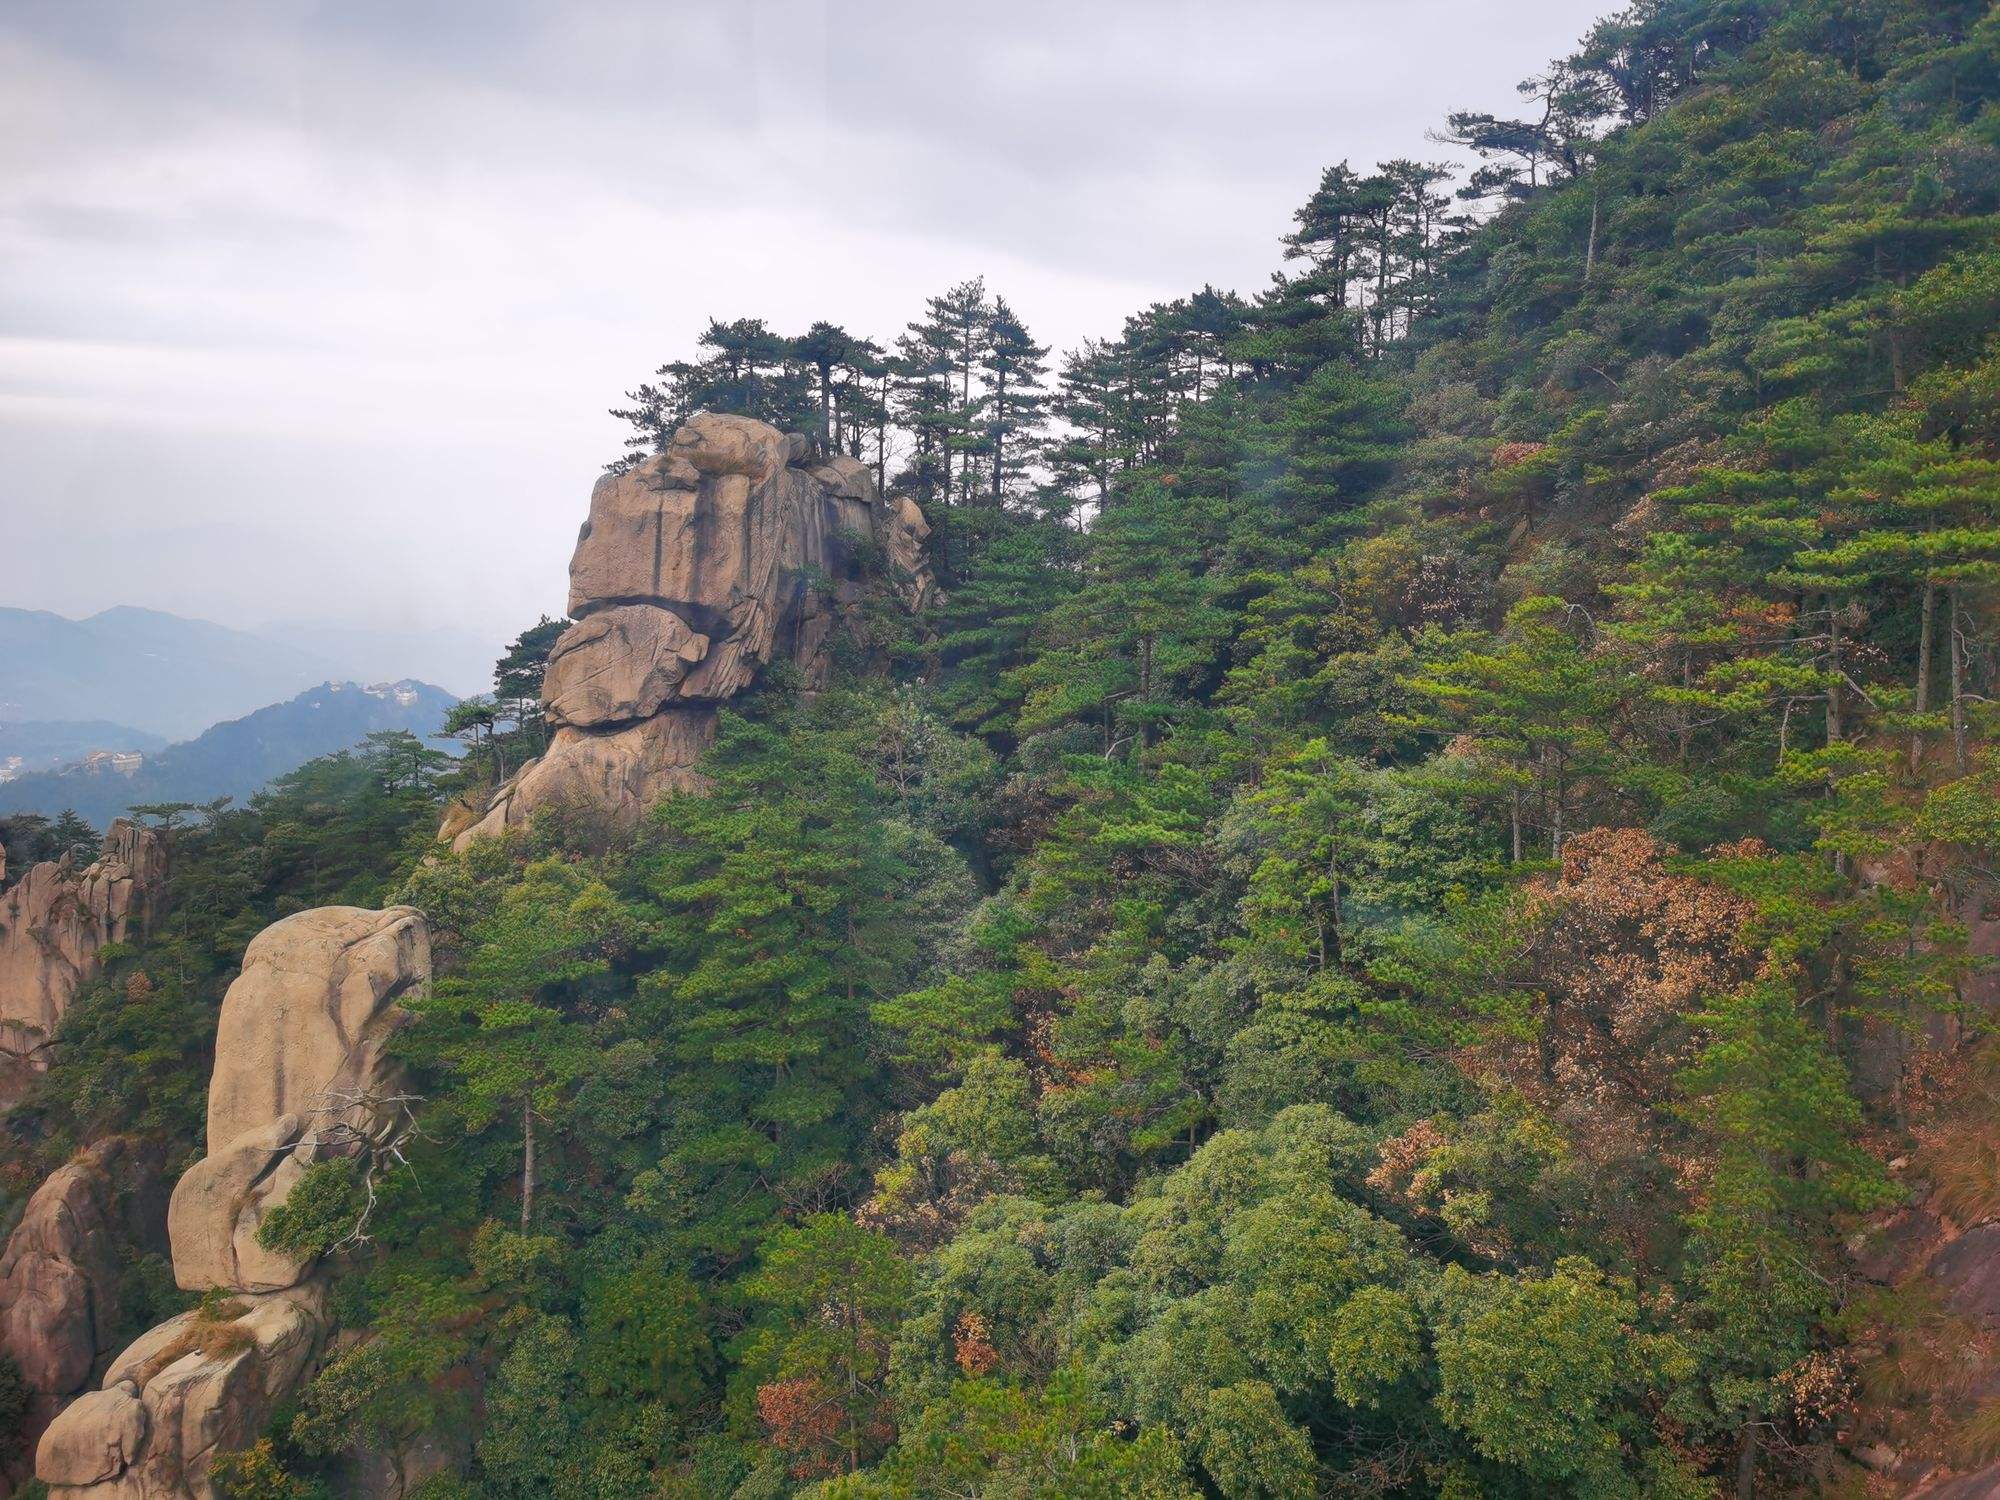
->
xmin=170 ymin=906 xmax=428 ymax=1294
xmin=36 ymin=1285 xmax=325 ymax=1500
xmin=453 ymin=709 xmax=715 ymax=848
xmin=450 ymin=413 xmax=934 ymax=848
xmin=0 ymin=821 xmax=167 ymax=1076
xmin=38 ymin=906 xmax=428 ymax=1499
xmin=542 ymin=604 xmax=709 ymax=728
xmin=0 ymin=1139 xmax=169 ymax=1492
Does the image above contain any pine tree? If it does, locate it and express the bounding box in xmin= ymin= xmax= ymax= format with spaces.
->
xmin=793 ymin=321 xmax=864 ymax=453
xmin=630 ymin=714 xmax=918 ymax=1251
xmin=980 ymin=296 xmax=1050 ymax=506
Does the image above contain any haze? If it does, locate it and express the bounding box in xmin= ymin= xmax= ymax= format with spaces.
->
xmin=1 ymin=0 xmax=1607 ymax=694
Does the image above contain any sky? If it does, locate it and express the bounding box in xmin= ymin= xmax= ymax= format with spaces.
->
xmin=2 ymin=0 xmax=1609 ymax=695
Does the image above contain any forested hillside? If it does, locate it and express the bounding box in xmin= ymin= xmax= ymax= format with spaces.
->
xmin=9 ymin=0 xmax=2000 ymax=1495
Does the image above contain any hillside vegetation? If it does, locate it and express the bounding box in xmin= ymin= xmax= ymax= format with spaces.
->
xmin=11 ymin=0 xmax=2000 ymax=1495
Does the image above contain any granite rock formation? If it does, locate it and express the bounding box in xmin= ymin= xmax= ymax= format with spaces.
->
xmin=0 ymin=1139 xmax=169 ymax=1493
xmin=446 ymin=413 xmax=934 ymax=847
xmin=0 ymin=821 xmax=167 ymax=1079
xmin=35 ymin=1285 xmax=325 ymax=1500
xmin=37 ymin=906 xmax=429 ymax=1499
xmin=168 ymin=906 xmax=427 ymax=1294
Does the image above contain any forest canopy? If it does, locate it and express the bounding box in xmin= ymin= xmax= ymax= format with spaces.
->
xmin=10 ymin=0 xmax=2000 ymax=1496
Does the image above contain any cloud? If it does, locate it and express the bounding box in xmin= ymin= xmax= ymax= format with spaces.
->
xmin=1 ymin=0 xmax=1609 ymax=679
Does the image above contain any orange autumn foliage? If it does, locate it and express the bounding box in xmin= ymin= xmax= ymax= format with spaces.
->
xmin=953 ymin=1310 xmax=999 ymax=1377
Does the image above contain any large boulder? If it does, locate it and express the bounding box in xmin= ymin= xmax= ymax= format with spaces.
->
xmin=450 ymin=415 xmax=935 ymax=848
xmin=169 ymin=906 xmax=427 ymax=1293
xmin=0 ymin=821 xmax=167 ymax=1077
xmin=1926 ymin=1222 xmax=2000 ymax=1330
xmin=37 ymin=1284 xmax=326 ymax=1500
xmin=0 ymin=1139 xmax=169 ymax=1491
xmin=565 ymin=418 xmax=809 ymax=623
xmin=1915 ymin=1463 xmax=2000 ymax=1498
xmin=541 ymin=604 xmax=709 ymax=729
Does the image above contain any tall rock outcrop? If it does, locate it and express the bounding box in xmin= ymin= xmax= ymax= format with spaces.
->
xmin=36 ymin=906 xmax=428 ymax=1500
xmin=168 ymin=906 xmax=427 ymax=1295
xmin=0 ymin=821 xmax=166 ymax=1081
xmin=445 ymin=413 xmax=934 ymax=847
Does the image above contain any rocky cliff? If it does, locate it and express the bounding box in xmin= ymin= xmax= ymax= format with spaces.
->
xmin=0 ymin=821 xmax=167 ymax=1086
xmin=34 ymin=906 xmax=428 ymax=1500
xmin=443 ymin=413 xmax=934 ymax=847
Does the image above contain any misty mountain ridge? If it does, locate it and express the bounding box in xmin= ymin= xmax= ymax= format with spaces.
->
xmin=0 ymin=720 xmax=168 ymax=780
xmin=0 ymin=678 xmax=461 ymax=827
xmin=0 ymin=605 xmax=353 ymax=740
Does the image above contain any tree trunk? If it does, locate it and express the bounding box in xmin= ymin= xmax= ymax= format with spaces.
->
xmin=1912 ymin=579 xmax=1937 ymax=775
xmin=1679 ymin=651 xmax=1694 ymax=765
xmin=1583 ymin=177 xmax=1601 ymax=284
xmin=1826 ymin=599 xmax=1844 ymax=745
xmin=1952 ymin=586 xmax=1969 ymax=771
xmin=991 ymin=373 xmax=1006 ymax=508
xmin=1137 ymin=634 xmax=1155 ymax=744
xmin=1510 ymin=785 xmax=1523 ymax=864
xmin=1549 ymin=748 xmax=1565 ymax=861
xmin=933 ymin=499 xmax=952 ymax=587
xmin=1326 ymin=844 xmax=1343 ymax=967
xmin=1735 ymin=1422 xmax=1757 ymax=1500
xmin=938 ymin=373 xmax=954 ymax=517
xmin=520 ymin=1101 xmax=536 ymax=1232
xmin=1894 ymin=933 xmax=1913 ymax=1130
xmin=874 ymin=384 xmax=888 ymax=493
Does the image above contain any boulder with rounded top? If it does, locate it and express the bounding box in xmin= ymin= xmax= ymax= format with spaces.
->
xmin=0 ymin=1138 xmax=169 ymax=1491
xmin=168 ymin=905 xmax=427 ymax=1293
xmin=38 ymin=1284 xmax=326 ymax=1499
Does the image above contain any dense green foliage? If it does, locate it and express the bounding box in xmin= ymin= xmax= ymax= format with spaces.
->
xmin=20 ymin=1 xmax=2000 ymax=1494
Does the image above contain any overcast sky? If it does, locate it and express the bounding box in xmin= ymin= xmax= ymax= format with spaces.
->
xmin=3 ymin=0 xmax=1607 ymax=693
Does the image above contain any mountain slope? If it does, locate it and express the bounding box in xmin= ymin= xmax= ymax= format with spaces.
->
xmin=11 ymin=2 xmax=2000 ymax=1497
xmin=0 ymin=680 xmax=461 ymax=827
xmin=0 ymin=606 xmax=344 ymax=739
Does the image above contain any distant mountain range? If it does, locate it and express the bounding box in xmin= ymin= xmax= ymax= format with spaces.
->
xmin=0 ymin=680 xmax=461 ymax=827
xmin=0 ymin=606 xmax=351 ymax=740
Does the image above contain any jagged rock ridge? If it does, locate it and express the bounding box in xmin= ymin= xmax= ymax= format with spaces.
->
xmin=443 ymin=412 xmax=934 ymax=847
